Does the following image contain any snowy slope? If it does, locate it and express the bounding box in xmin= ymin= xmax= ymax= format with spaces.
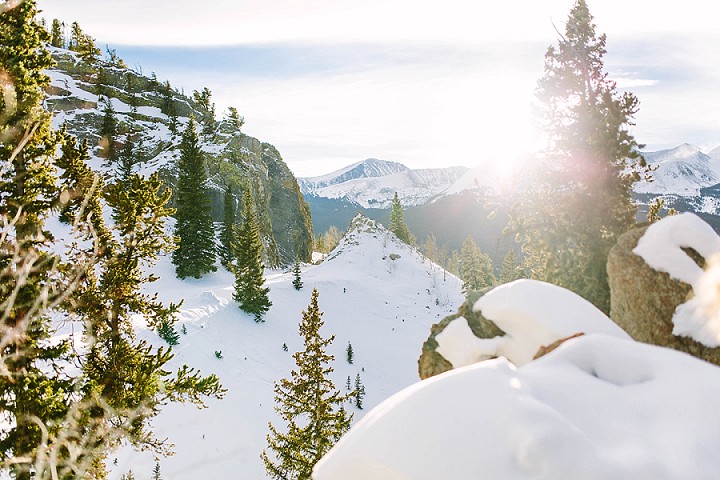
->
xmin=107 ymin=215 xmax=464 ymax=479
xmin=299 ymin=159 xmax=468 ymax=208
xmin=635 ymin=144 xmax=719 ymax=195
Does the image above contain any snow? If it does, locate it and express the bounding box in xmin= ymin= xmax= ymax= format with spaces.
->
xmin=633 ymin=212 xmax=720 ymax=285
xmin=436 ymin=279 xmax=630 ymax=367
xmin=634 ymin=144 xmax=719 ymax=196
xmin=107 ymin=215 xmax=464 ymax=479
xmin=314 ymin=334 xmax=720 ymax=480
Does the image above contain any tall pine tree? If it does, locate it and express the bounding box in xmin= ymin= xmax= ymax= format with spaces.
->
xmin=262 ymin=289 xmax=352 ymax=480
xmin=512 ymin=0 xmax=650 ymax=313
xmin=459 ymin=236 xmax=495 ymax=293
xmin=172 ymin=116 xmax=217 ymax=279
xmin=218 ymin=184 xmax=236 ymax=270
xmin=0 ymin=4 xmax=76 ymax=477
xmin=233 ymin=186 xmax=271 ymax=321
xmin=388 ymin=192 xmax=412 ymax=244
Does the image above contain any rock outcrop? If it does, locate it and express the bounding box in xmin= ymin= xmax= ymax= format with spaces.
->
xmin=607 ymin=225 xmax=720 ymax=365
xmin=418 ymin=289 xmax=503 ymax=380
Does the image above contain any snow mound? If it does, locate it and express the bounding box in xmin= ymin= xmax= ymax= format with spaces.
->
xmin=314 ymin=335 xmax=720 ymax=480
xmin=436 ymin=279 xmax=629 ymax=367
xmin=633 ymin=212 xmax=720 ymax=346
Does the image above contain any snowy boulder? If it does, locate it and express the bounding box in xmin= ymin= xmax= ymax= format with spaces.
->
xmin=419 ymin=280 xmax=628 ymax=376
xmin=608 ymin=214 xmax=720 ymax=365
xmin=418 ymin=288 xmax=503 ymax=379
xmin=315 ymin=335 xmax=720 ymax=480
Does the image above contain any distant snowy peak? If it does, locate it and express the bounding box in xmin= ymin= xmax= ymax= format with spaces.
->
xmin=635 ymin=144 xmax=719 ymax=196
xmin=300 ymin=160 xmax=469 ymax=208
xmin=299 ymin=158 xmax=410 ymax=192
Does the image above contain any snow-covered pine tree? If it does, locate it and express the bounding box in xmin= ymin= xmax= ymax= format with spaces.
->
xmin=172 ymin=116 xmax=217 ymax=279
xmin=511 ymin=0 xmax=651 ymax=313
xmin=388 ymin=192 xmax=412 ymax=244
xmin=292 ymin=256 xmax=303 ymax=290
xmin=218 ymin=184 xmax=236 ymax=269
xmin=262 ymin=289 xmax=352 ymax=479
xmin=233 ymin=186 xmax=271 ymax=321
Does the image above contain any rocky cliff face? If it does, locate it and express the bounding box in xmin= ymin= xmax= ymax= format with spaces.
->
xmin=45 ymin=47 xmax=312 ymax=265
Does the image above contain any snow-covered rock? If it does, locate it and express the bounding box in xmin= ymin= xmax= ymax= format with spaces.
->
xmin=315 ymin=305 xmax=720 ymax=479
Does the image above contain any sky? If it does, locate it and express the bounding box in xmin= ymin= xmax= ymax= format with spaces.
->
xmin=37 ymin=0 xmax=720 ymax=177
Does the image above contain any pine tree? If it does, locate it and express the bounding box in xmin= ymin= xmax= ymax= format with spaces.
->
xmin=498 ymin=249 xmax=524 ymax=284
xmin=233 ymin=186 xmax=271 ymax=321
xmin=459 ymin=236 xmax=495 ymax=293
xmin=262 ymin=289 xmax=352 ymax=480
xmin=422 ymin=233 xmax=439 ymax=264
xmin=346 ymin=375 xmax=352 ymax=391
xmin=158 ymin=319 xmax=180 ymax=346
xmin=512 ymin=0 xmax=650 ymax=313
xmin=99 ymin=95 xmax=118 ymax=160
xmin=152 ymin=462 xmax=162 ymax=480
xmin=226 ymin=106 xmax=245 ymax=131
xmin=172 ymin=116 xmax=217 ymax=278
xmin=0 ymin=4 xmax=75 ymax=477
xmin=346 ymin=341 xmax=354 ymax=364
xmin=292 ymin=257 xmax=303 ymax=290
xmin=50 ymin=18 xmax=64 ymax=47
xmin=218 ymin=185 xmax=236 ymax=269
xmin=354 ymin=373 xmax=366 ymax=410
xmin=388 ymin=192 xmax=412 ymax=244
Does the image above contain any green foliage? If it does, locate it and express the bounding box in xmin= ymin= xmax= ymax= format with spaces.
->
xmin=498 ymin=249 xmax=524 ymax=284
xmin=68 ymin=21 xmax=100 ymax=62
xmin=511 ymin=0 xmax=650 ymax=313
xmin=99 ymin=95 xmax=118 ymax=160
xmin=152 ymin=462 xmax=162 ymax=480
xmin=346 ymin=341 xmax=354 ymax=364
xmin=232 ymin=186 xmax=272 ymax=321
xmin=262 ymin=289 xmax=352 ymax=480
xmin=388 ymin=192 xmax=413 ymax=244
xmin=353 ymin=373 xmax=365 ymax=410
xmin=646 ymin=197 xmax=678 ymax=223
xmin=172 ymin=117 xmax=217 ymax=278
xmin=215 ymin=350 xmax=223 ymax=359
xmin=219 ymin=185 xmax=236 ymax=269
xmin=157 ymin=319 xmax=180 ymax=346
xmin=459 ymin=236 xmax=495 ymax=293
xmin=50 ymin=18 xmax=64 ymax=48
xmin=226 ymin=106 xmax=245 ymax=131
xmin=292 ymin=257 xmax=303 ymax=290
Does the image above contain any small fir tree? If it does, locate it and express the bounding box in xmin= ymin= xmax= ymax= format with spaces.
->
xmin=226 ymin=106 xmax=245 ymax=131
xmin=152 ymin=462 xmax=162 ymax=480
xmin=292 ymin=257 xmax=303 ymax=290
xmin=346 ymin=341 xmax=354 ymax=364
xmin=157 ymin=319 xmax=180 ymax=346
xmin=262 ymin=289 xmax=353 ymax=480
xmin=233 ymin=186 xmax=272 ymax=321
xmin=99 ymin=96 xmax=118 ymax=160
xmin=172 ymin=116 xmax=217 ymax=278
xmin=346 ymin=375 xmax=352 ymax=391
xmin=388 ymin=192 xmax=412 ymax=244
xmin=459 ymin=236 xmax=496 ymax=293
xmin=498 ymin=249 xmax=524 ymax=284
xmin=354 ymin=373 xmax=366 ymax=410
xmin=50 ymin=18 xmax=64 ymax=47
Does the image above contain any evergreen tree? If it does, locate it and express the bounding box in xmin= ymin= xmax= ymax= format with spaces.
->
xmin=388 ymin=192 xmax=412 ymax=244
xmin=157 ymin=319 xmax=180 ymax=346
xmin=498 ymin=249 xmax=524 ymax=284
xmin=50 ymin=18 xmax=64 ymax=48
xmin=0 ymin=4 xmax=74 ymax=477
xmin=68 ymin=21 xmax=100 ymax=62
xmin=233 ymin=186 xmax=271 ymax=321
xmin=262 ymin=289 xmax=352 ymax=480
xmin=422 ymin=233 xmax=439 ymax=264
xmin=218 ymin=185 xmax=236 ymax=269
xmin=292 ymin=257 xmax=303 ymax=290
xmin=512 ymin=0 xmax=650 ymax=313
xmin=99 ymin=95 xmax=118 ymax=160
xmin=346 ymin=375 xmax=352 ymax=391
xmin=226 ymin=106 xmax=245 ymax=131
xmin=152 ymin=462 xmax=162 ymax=480
xmin=354 ymin=373 xmax=366 ymax=410
xmin=459 ymin=236 xmax=495 ymax=293
xmin=172 ymin=117 xmax=217 ymax=278
xmin=346 ymin=341 xmax=354 ymax=364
